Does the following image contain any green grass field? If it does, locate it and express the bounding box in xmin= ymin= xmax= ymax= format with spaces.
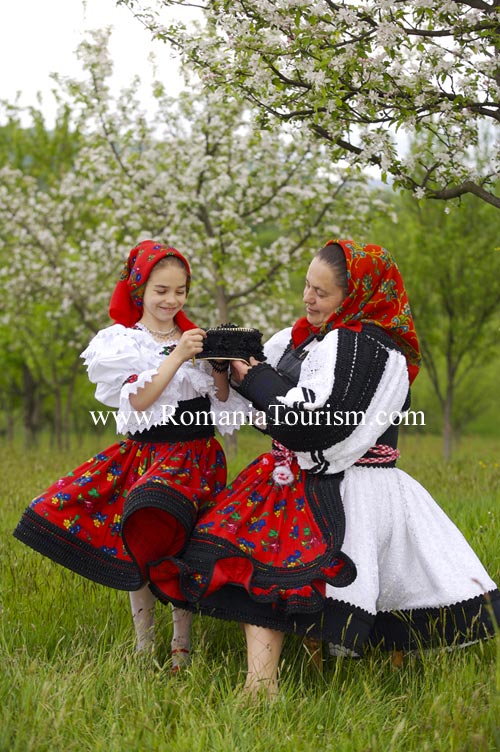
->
xmin=1 ymin=431 xmax=499 ymax=751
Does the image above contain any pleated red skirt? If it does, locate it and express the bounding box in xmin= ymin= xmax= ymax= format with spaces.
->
xmin=14 ymin=436 xmax=227 ymax=590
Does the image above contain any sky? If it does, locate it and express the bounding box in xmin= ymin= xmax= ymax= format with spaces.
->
xmin=0 ymin=0 xmax=390 ymax=176
xmin=0 ymin=0 xmax=192 ymax=123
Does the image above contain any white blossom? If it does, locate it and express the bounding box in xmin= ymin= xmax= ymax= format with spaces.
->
xmin=115 ymin=0 xmax=499 ymax=209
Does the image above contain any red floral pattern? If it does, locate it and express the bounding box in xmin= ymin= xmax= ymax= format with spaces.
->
xmin=29 ymin=437 xmax=227 ymax=565
xmin=149 ymin=449 xmax=352 ymax=611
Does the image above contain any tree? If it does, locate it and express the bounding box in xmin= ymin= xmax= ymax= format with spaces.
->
xmin=59 ymin=30 xmax=377 ymax=331
xmin=0 ymin=152 xmax=136 ymax=446
xmin=118 ymin=0 xmax=500 ymax=209
xmin=0 ymin=102 xmax=100 ymax=446
xmin=0 ymin=30 xmax=374 ymax=444
xmin=0 ymin=80 xmax=144 ymax=446
xmin=369 ymin=186 xmax=500 ymax=459
xmin=0 ymin=102 xmax=83 ymax=185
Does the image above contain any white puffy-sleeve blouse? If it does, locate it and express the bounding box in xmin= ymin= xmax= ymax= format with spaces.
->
xmin=80 ymin=324 xmax=250 ymax=435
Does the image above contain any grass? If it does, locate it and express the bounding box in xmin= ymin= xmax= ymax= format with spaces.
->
xmin=1 ymin=431 xmax=499 ymax=751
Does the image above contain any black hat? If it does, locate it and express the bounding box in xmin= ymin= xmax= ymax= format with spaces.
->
xmin=196 ymin=323 xmax=265 ymax=364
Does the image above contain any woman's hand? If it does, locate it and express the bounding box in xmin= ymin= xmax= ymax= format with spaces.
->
xmin=230 ymin=356 xmax=260 ymax=385
xmin=172 ymin=328 xmax=206 ymax=364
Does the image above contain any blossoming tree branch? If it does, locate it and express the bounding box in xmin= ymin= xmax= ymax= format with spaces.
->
xmin=118 ymin=0 xmax=500 ymax=210
xmin=0 ymin=29 xmax=372 ymax=444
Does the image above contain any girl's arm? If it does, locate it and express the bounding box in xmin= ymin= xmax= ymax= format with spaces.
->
xmin=129 ymin=328 xmax=205 ymax=411
xmin=211 ymin=368 xmax=230 ymax=402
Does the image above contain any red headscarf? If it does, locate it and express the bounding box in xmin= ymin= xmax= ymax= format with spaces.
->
xmin=292 ymin=239 xmax=421 ymax=383
xmin=109 ymin=240 xmax=196 ymax=331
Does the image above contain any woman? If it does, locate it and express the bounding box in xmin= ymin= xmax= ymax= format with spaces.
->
xmin=143 ymin=239 xmax=500 ymax=693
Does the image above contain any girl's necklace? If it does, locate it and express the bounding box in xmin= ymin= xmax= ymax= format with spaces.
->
xmin=139 ymin=323 xmax=179 ymax=340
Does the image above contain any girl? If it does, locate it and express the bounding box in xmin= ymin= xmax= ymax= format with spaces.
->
xmin=14 ymin=239 xmax=245 ymax=668
xmin=144 ymin=239 xmax=500 ymax=694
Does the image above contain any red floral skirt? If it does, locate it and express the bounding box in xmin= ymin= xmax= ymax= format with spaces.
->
xmin=148 ymin=450 xmax=356 ymax=616
xmin=14 ymin=436 xmax=227 ymax=590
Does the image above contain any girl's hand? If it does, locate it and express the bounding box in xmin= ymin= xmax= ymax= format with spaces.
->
xmin=172 ymin=328 xmax=206 ymax=363
xmin=230 ymin=356 xmax=260 ymax=384
xmin=131 ymin=328 xmax=206 ymax=411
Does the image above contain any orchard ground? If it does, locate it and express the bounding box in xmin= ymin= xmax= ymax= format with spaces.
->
xmin=1 ymin=428 xmax=499 ymax=751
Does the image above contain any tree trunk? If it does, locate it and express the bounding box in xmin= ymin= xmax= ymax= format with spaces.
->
xmin=216 ymin=285 xmax=230 ymax=324
xmin=63 ymin=366 xmax=79 ymax=450
xmin=217 ymin=288 xmax=238 ymax=456
xmin=22 ymin=364 xmax=41 ymax=448
xmin=53 ymin=388 xmax=63 ymax=451
xmin=6 ymin=409 xmax=15 ymax=442
xmin=442 ymin=387 xmax=454 ymax=462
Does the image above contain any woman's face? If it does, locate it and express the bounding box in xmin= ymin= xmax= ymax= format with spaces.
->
xmin=303 ymin=257 xmax=346 ymax=327
xmin=142 ymin=262 xmax=188 ymax=326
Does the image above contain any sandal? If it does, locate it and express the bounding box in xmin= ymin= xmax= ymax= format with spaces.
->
xmin=170 ymin=647 xmax=191 ymax=673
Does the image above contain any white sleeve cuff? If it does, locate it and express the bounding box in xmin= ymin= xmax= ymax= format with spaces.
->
xmin=210 ymin=388 xmax=253 ymax=435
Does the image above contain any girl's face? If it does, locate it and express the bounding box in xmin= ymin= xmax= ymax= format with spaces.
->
xmin=141 ymin=262 xmax=188 ymax=327
xmin=303 ymin=257 xmax=345 ymax=327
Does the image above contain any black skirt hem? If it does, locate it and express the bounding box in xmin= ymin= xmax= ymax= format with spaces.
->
xmin=369 ymin=589 xmax=500 ymax=651
xmin=151 ymin=585 xmax=500 ymax=652
xmin=13 ymin=507 xmax=144 ymax=591
xmin=148 ymin=543 xmax=356 ymax=615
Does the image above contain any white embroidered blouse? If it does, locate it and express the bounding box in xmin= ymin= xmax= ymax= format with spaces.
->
xmin=80 ymin=323 xmax=249 ymax=435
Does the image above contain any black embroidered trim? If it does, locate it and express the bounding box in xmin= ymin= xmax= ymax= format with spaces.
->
xmin=310 ymin=449 xmax=329 ymax=474
xmin=122 ymin=481 xmax=197 ymax=544
xmin=353 ymin=461 xmax=398 ymax=469
xmin=362 ymin=323 xmax=405 ymax=354
xmin=303 ymin=387 xmax=315 ymax=403
xmin=13 ymin=507 xmax=144 ymax=591
xmin=324 ymin=328 xmax=390 ymax=447
xmin=305 ymin=473 xmax=347 ymax=549
xmin=240 ymin=328 xmax=391 ymax=453
xmin=128 ymin=424 xmax=214 ymax=442
xmin=370 ymin=589 xmax=500 ymax=651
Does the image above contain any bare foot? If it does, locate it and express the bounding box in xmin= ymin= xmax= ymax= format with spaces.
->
xmin=243 ymin=673 xmax=279 ymax=700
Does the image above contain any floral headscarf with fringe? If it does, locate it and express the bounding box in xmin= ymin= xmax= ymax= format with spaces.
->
xmin=108 ymin=239 xmax=196 ymax=331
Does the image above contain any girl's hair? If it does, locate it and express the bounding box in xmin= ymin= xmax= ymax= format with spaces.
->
xmin=315 ymin=243 xmax=349 ymax=297
xmin=150 ymin=255 xmax=188 ymax=277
